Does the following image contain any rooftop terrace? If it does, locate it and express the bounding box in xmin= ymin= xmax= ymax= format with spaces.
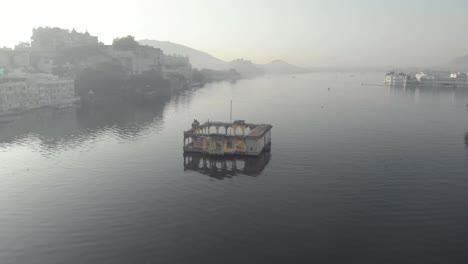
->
xmin=184 ymin=120 xmax=272 ymax=138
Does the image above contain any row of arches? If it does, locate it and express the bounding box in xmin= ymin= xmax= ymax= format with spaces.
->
xmin=184 ymin=155 xmax=246 ymax=171
xmin=197 ymin=126 xmax=253 ymax=136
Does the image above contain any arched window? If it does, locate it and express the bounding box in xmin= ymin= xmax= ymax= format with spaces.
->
xmin=237 ymin=160 xmax=245 ymax=171
xmin=208 ymin=126 xmax=217 ymax=134
xmin=219 ymin=126 xmax=226 ymax=135
xmin=235 ymin=127 xmax=242 ymax=136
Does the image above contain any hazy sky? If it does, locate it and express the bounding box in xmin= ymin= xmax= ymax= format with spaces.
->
xmin=2 ymin=0 xmax=468 ymax=67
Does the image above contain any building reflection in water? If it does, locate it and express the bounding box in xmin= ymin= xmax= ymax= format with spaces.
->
xmin=183 ymin=152 xmax=271 ymax=179
xmin=0 ymin=83 xmax=206 ymax=153
xmin=465 ymin=132 xmax=468 ymax=148
xmin=389 ymin=85 xmax=468 ymax=105
xmin=0 ymin=102 xmax=168 ymax=155
xmin=465 ymin=132 xmax=468 ymax=163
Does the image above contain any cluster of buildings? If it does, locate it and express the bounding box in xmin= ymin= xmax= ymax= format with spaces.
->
xmin=384 ymin=71 xmax=409 ymax=86
xmin=89 ymin=44 xmax=191 ymax=79
xmin=0 ymin=48 xmax=30 ymax=71
xmin=162 ymin=54 xmax=192 ymax=80
xmin=0 ymin=27 xmax=194 ymax=115
xmin=385 ymin=71 xmax=468 ymax=88
xmin=30 ymin=27 xmax=99 ymax=50
xmin=449 ymin=72 xmax=468 ymax=86
xmin=1 ymin=44 xmax=192 ymax=81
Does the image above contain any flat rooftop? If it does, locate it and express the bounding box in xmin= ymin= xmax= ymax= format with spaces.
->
xmin=184 ymin=120 xmax=272 ymax=139
xmin=247 ymin=125 xmax=271 ymax=137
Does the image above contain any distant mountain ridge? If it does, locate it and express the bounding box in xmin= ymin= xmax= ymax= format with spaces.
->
xmin=450 ymin=54 xmax=468 ymax=65
xmin=258 ymin=59 xmax=310 ymax=74
xmin=139 ymin=39 xmax=310 ymax=75
xmin=446 ymin=54 xmax=468 ymax=71
xmin=139 ymin=39 xmax=227 ymax=70
xmin=229 ymin=58 xmax=264 ymax=77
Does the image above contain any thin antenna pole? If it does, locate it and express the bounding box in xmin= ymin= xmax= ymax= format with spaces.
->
xmin=230 ymin=100 xmax=232 ymax=123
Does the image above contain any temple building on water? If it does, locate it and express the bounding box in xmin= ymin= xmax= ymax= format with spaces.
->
xmin=183 ymin=120 xmax=272 ymax=156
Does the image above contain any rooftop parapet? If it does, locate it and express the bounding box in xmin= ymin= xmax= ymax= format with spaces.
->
xmin=183 ymin=120 xmax=272 ymax=156
xmin=184 ymin=120 xmax=272 ymax=139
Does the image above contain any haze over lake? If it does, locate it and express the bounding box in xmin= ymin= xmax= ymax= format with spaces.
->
xmin=1 ymin=72 xmax=467 ymax=263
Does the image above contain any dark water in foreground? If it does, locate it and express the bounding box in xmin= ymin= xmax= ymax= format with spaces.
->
xmin=1 ymin=72 xmax=468 ymax=263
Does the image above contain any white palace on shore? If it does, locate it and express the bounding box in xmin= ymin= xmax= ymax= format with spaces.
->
xmin=0 ymin=73 xmax=78 ymax=114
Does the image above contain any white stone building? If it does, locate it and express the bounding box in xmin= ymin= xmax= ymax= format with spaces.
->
xmin=0 ymin=50 xmax=31 ymax=72
xmin=162 ymin=54 xmax=192 ymax=80
xmin=0 ymin=73 xmax=77 ymax=113
xmin=31 ymin=28 xmax=99 ymax=51
xmin=0 ymin=77 xmax=27 ymax=112
xmin=415 ymin=72 xmax=436 ymax=86
xmin=384 ymin=71 xmax=407 ymax=86
xmin=450 ymin=72 xmax=468 ymax=86
xmin=105 ymin=45 xmax=163 ymax=75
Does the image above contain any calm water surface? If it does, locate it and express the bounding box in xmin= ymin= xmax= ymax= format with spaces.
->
xmin=1 ymin=72 xmax=468 ymax=263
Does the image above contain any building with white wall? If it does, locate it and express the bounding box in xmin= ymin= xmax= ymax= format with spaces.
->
xmin=0 ymin=73 xmax=77 ymax=114
xmin=162 ymin=54 xmax=192 ymax=81
xmin=105 ymin=45 xmax=163 ymax=75
xmin=384 ymin=71 xmax=407 ymax=86
xmin=450 ymin=72 xmax=468 ymax=86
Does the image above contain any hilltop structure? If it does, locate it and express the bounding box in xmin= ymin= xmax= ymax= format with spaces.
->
xmin=0 ymin=28 xmax=192 ymax=81
xmin=31 ymin=27 xmax=99 ymax=50
xmin=0 ymin=27 xmax=245 ymax=112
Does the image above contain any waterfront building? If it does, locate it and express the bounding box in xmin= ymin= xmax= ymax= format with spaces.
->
xmin=0 ymin=73 xmax=78 ymax=114
xmin=0 ymin=49 xmax=31 ymax=72
xmin=384 ymin=71 xmax=407 ymax=86
xmin=450 ymin=72 xmax=468 ymax=87
xmin=384 ymin=71 xmax=468 ymax=88
xmin=0 ymin=77 xmax=27 ymax=112
xmin=183 ymin=120 xmax=272 ymax=156
xmin=162 ymin=54 xmax=192 ymax=81
xmin=106 ymin=45 xmax=163 ymax=75
xmin=415 ymin=72 xmax=435 ymax=85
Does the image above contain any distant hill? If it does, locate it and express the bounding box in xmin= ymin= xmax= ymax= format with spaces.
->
xmin=448 ymin=55 xmax=468 ymax=71
xmin=139 ymin=39 xmax=308 ymax=76
xmin=139 ymin=39 xmax=227 ymax=70
xmin=450 ymin=54 xmax=468 ymax=65
xmin=439 ymin=54 xmax=468 ymax=72
xmin=228 ymin=58 xmax=264 ymax=78
xmin=258 ymin=59 xmax=310 ymax=74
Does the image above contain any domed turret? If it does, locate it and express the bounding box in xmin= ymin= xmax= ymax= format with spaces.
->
xmin=192 ymin=119 xmax=200 ymax=129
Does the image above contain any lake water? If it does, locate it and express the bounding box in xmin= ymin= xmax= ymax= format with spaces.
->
xmin=1 ymin=72 xmax=468 ymax=263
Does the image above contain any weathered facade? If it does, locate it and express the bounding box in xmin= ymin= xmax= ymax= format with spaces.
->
xmin=162 ymin=54 xmax=192 ymax=81
xmin=31 ymin=27 xmax=99 ymax=51
xmin=183 ymin=120 xmax=272 ymax=156
xmin=0 ymin=74 xmax=77 ymax=113
xmin=106 ymin=45 xmax=164 ymax=75
xmin=0 ymin=49 xmax=31 ymax=72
